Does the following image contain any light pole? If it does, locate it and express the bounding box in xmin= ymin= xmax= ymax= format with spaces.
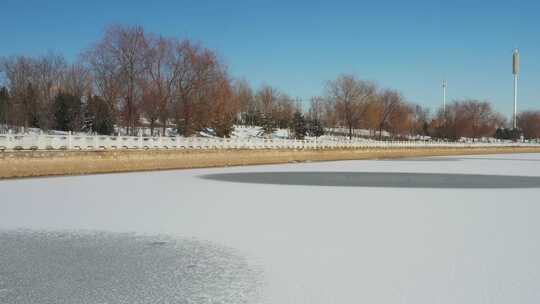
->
xmin=512 ymin=49 xmax=519 ymax=129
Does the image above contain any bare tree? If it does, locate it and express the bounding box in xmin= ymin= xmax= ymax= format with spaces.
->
xmin=308 ymin=96 xmax=324 ymax=122
xmin=140 ymin=86 xmax=160 ymax=135
xmin=86 ymin=25 xmax=147 ymax=135
xmin=233 ymin=79 xmax=256 ymax=125
xmin=84 ymin=37 xmax=122 ymax=132
xmin=117 ymin=25 xmax=147 ymax=135
xmin=208 ymin=75 xmax=239 ymax=137
xmin=274 ymin=93 xmax=296 ymax=129
xmin=195 ymin=50 xmax=227 ymax=132
xmin=63 ymin=62 xmax=91 ymax=99
xmin=256 ymin=85 xmax=278 ymax=118
xmin=322 ymin=97 xmax=337 ymax=128
xmin=141 ymin=35 xmax=183 ymax=135
xmin=371 ymin=89 xmax=403 ymax=139
xmin=461 ymin=100 xmax=502 ymax=140
xmin=0 ymin=56 xmax=50 ymax=129
xmin=171 ymin=42 xmax=220 ymax=135
xmin=518 ymin=111 xmax=540 ymax=139
xmin=388 ymin=102 xmax=413 ymax=138
xmin=33 ymin=52 xmax=67 ymax=129
xmin=326 ymin=74 xmax=376 ymax=138
xmin=411 ymin=104 xmax=430 ymax=136
xmin=430 ymin=100 xmax=504 ymax=140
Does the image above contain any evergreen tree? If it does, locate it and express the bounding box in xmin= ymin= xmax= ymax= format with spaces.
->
xmin=494 ymin=127 xmax=521 ymax=140
xmin=242 ymin=109 xmax=262 ymax=126
xmin=258 ymin=113 xmax=276 ymax=138
xmin=0 ymin=87 xmax=9 ymax=127
xmin=307 ymin=118 xmax=325 ymax=137
xmin=212 ymin=117 xmax=235 ymax=138
xmin=175 ymin=119 xmax=185 ymax=136
xmin=53 ymin=92 xmax=83 ymax=131
xmin=494 ymin=128 xmax=505 ymax=139
xmin=22 ymin=83 xmax=40 ymax=129
xmin=291 ymin=110 xmax=307 ymax=139
xmin=85 ymin=95 xmax=115 ymax=135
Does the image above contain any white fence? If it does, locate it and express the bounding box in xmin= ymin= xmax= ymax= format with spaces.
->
xmin=0 ymin=133 xmax=539 ymax=151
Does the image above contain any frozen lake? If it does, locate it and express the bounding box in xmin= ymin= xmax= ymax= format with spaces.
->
xmin=1 ymin=153 xmax=540 ymax=303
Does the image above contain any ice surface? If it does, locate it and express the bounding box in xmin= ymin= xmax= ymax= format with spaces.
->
xmin=0 ymin=231 xmax=264 ymax=304
xmin=1 ymin=153 xmax=540 ymax=303
xmin=201 ymin=171 xmax=540 ymax=188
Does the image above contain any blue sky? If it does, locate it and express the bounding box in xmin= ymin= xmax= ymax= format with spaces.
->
xmin=1 ymin=0 xmax=539 ymax=117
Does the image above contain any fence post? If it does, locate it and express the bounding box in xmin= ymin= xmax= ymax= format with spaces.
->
xmin=36 ymin=131 xmax=42 ymax=150
xmin=68 ymin=131 xmax=72 ymax=150
xmin=7 ymin=129 xmax=13 ymax=150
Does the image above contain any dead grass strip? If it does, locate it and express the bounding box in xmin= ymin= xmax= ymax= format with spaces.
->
xmin=1 ymin=147 xmax=539 ymax=179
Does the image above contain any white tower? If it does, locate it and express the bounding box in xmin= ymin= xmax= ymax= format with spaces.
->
xmin=512 ymin=49 xmax=519 ymax=129
xmin=442 ymin=80 xmax=447 ymax=112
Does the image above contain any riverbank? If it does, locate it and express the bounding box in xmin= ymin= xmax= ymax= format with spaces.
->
xmin=2 ymin=146 xmax=540 ymax=179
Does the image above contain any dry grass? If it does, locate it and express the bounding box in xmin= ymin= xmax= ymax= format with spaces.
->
xmin=1 ymin=146 xmax=540 ymax=179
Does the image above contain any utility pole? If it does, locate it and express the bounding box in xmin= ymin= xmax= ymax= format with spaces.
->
xmin=442 ymin=80 xmax=447 ymax=112
xmin=512 ymin=49 xmax=519 ymax=129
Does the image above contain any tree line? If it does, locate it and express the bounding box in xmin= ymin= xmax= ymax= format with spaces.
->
xmin=303 ymin=75 xmax=536 ymax=140
xmin=0 ymin=25 xmax=238 ymax=137
xmin=1 ymin=24 xmax=539 ymax=140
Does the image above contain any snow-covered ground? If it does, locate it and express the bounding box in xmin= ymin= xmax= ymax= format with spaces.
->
xmin=230 ymin=125 xmax=290 ymax=139
xmin=1 ymin=154 xmax=540 ymax=303
xmin=5 ymin=125 xmax=537 ymax=145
